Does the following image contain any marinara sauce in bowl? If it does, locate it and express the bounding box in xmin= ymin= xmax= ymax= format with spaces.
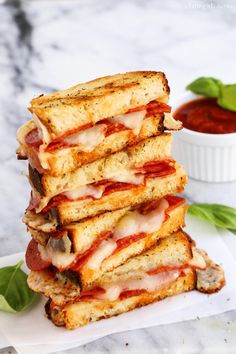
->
xmin=172 ymin=93 xmax=236 ymax=182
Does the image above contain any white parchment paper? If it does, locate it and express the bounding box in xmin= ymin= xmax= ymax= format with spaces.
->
xmin=0 ymin=215 xmax=236 ymax=354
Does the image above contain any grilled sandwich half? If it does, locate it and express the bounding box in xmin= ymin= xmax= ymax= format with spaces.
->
xmin=27 ymin=230 xmax=225 ymax=329
xmin=24 ymin=161 xmax=186 ymax=229
xmin=16 ymin=71 xmax=181 ymax=176
xmin=26 ymin=196 xmax=187 ymax=287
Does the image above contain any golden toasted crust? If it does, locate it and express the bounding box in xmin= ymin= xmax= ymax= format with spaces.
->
xmin=27 ymin=229 xmax=191 ymax=305
xmin=29 ymin=71 xmax=170 ymax=139
xmin=16 ymin=120 xmax=36 ymax=159
xmin=28 ymin=207 xmax=129 ymax=249
xmin=47 ymin=271 xmax=195 ymax=329
xmin=31 ymin=133 xmax=172 ymax=199
xmin=27 ymin=269 xmax=82 ymax=305
xmin=23 ymin=164 xmax=187 ymax=230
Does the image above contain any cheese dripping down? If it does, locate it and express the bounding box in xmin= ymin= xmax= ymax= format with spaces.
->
xmin=83 ymin=198 xmax=169 ymax=271
xmin=96 ymin=270 xmax=181 ymax=301
xmin=83 ymin=249 xmax=207 ymax=302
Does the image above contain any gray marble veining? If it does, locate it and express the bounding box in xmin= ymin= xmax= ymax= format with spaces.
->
xmin=0 ymin=0 xmax=236 ymax=353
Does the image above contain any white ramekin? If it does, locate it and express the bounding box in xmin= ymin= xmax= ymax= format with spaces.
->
xmin=172 ymin=93 xmax=236 ymax=183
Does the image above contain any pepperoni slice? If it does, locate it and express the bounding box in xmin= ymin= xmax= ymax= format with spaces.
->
xmin=100 ymin=119 xmax=128 ymax=137
xmin=119 ymin=289 xmax=147 ymax=300
xmin=146 ymin=101 xmax=171 ymax=116
xmin=102 ymin=182 xmax=138 ymax=197
xmin=138 ymin=199 xmax=163 ymax=215
xmin=147 ymin=265 xmax=188 ymax=276
xmin=135 ymin=160 xmax=176 ymax=179
xmin=135 ymin=159 xmax=174 ymax=173
xmin=46 ymin=141 xmax=69 ymax=152
xmin=165 ymin=195 xmax=185 ymax=213
xmin=114 ymin=233 xmax=146 ymax=253
xmin=71 ymin=231 xmax=113 ymax=271
xmin=25 ymin=239 xmax=51 ymax=271
xmin=42 ymin=195 xmax=71 ymax=213
xmin=127 ymin=101 xmax=171 ymax=115
xmin=126 ymin=105 xmax=147 ymax=114
xmin=25 ymin=128 xmax=43 ymax=149
xmin=27 ymin=192 xmax=40 ymax=211
xmin=79 ymin=287 xmax=106 ymax=301
xmin=138 ymin=195 xmax=185 ymax=216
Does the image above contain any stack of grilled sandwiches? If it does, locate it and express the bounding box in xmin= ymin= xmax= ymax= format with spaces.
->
xmin=16 ymin=71 xmax=225 ymax=329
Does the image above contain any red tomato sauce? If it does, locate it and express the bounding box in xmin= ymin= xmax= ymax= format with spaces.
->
xmin=174 ymin=97 xmax=236 ymax=134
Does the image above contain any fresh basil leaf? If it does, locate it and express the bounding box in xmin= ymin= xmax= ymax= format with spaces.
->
xmin=188 ymin=203 xmax=236 ymax=231
xmin=186 ymin=77 xmax=222 ymax=98
xmin=0 ymin=260 xmax=36 ymax=313
xmin=217 ymin=84 xmax=236 ymax=112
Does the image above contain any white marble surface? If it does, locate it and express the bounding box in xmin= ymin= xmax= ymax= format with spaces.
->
xmin=0 ymin=0 xmax=236 ymax=353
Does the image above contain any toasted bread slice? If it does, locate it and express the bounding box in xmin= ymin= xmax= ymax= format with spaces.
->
xmin=28 ymin=229 xmax=192 ymax=305
xmin=30 ymin=133 xmax=172 ymax=200
xmin=24 ymin=164 xmax=187 ymax=230
xmin=28 ymin=71 xmax=170 ymax=141
xmin=46 ymin=271 xmax=196 ymax=329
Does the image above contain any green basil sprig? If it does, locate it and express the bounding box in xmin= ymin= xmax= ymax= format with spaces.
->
xmin=188 ymin=203 xmax=236 ymax=231
xmin=0 ymin=260 xmax=36 ymax=313
xmin=218 ymin=85 xmax=236 ymax=112
xmin=186 ymin=77 xmax=236 ymax=112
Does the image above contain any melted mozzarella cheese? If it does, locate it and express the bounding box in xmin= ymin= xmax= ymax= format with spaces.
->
xmin=97 ymin=270 xmax=180 ymax=301
xmin=32 ymin=114 xmax=52 ymax=169
xmin=189 ymin=248 xmax=206 ymax=270
xmin=104 ymin=169 xmax=144 ymax=185
xmin=33 ymin=114 xmax=51 ymax=144
xmin=163 ymin=112 xmax=182 ymax=130
xmin=113 ymin=198 xmax=169 ymax=240
xmin=86 ymin=240 xmax=117 ymax=270
xmin=63 ymin=124 xmax=107 ymax=152
xmin=63 ymin=185 xmax=104 ymax=201
xmin=38 ymin=147 xmax=51 ymax=169
xmin=110 ymin=110 xmax=146 ymax=135
xmin=38 ymin=244 xmax=76 ymax=270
